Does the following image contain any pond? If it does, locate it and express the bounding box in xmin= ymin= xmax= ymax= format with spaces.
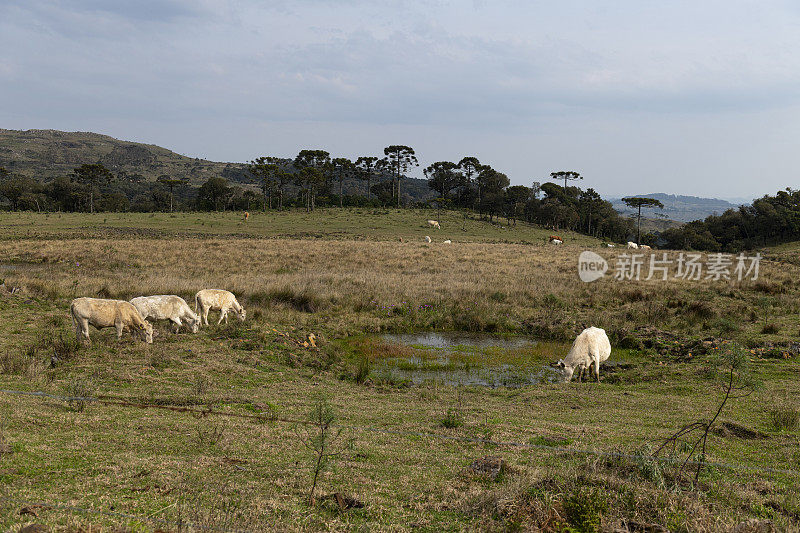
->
xmin=372 ymin=332 xmax=565 ymax=388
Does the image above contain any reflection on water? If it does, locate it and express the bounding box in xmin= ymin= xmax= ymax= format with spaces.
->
xmin=375 ymin=332 xmax=561 ymax=388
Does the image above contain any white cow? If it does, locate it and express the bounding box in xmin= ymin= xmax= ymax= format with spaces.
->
xmin=427 ymin=220 xmax=441 ymax=229
xmin=639 ymin=244 xmax=652 ymax=250
xmin=606 ymin=243 xmax=616 ymax=248
xmin=70 ymin=297 xmax=153 ymax=345
xmin=627 ymin=242 xmax=639 ymax=249
xmin=551 ymin=239 xmax=563 ymax=245
xmin=554 ymin=327 xmax=611 ymax=383
xmin=443 ymin=239 xmax=452 ymax=244
xmin=130 ymin=295 xmax=200 ymax=333
xmin=424 ymin=235 xmax=432 ymax=243
xmin=194 ymin=289 xmax=246 ymax=326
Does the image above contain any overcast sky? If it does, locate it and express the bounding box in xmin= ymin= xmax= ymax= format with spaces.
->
xmin=2 ymin=0 xmax=799 ymax=199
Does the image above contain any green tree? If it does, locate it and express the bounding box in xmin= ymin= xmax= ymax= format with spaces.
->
xmin=331 ymin=157 xmax=355 ymax=208
xmin=505 ymin=185 xmax=531 ymax=225
xmin=622 ymin=196 xmax=665 ymax=243
xmin=355 ymin=156 xmax=379 ymax=200
xmin=294 ymin=150 xmax=330 ymax=211
xmin=458 ymin=157 xmax=481 ymax=205
xmin=476 ymin=166 xmax=510 ymax=221
xmin=197 ymin=177 xmax=234 ymax=211
xmin=249 ymin=157 xmax=283 ymax=210
xmin=157 ymin=175 xmax=189 ymax=212
xmin=550 ymin=171 xmax=583 ymax=193
xmin=71 ymin=163 xmax=114 ymax=213
xmin=382 ymin=145 xmax=418 ymax=208
xmin=424 ymin=161 xmax=460 ymax=221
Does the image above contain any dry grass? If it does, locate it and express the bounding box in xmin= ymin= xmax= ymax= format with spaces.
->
xmin=1 ymin=221 xmax=800 ymax=531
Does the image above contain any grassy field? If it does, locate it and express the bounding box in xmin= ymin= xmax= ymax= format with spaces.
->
xmin=1 ymin=210 xmax=799 ymax=532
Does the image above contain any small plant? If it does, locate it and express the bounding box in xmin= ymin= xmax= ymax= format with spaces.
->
xmin=761 ymin=323 xmax=780 ymax=334
xmin=440 ymin=408 xmax=464 ymax=429
xmin=62 ymin=377 xmax=95 ymax=412
xmin=769 ymin=406 xmax=800 ymax=431
xmin=196 ymin=422 xmax=226 ymax=446
xmin=193 ymin=373 xmax=210 ymax=396
xmin=562 ymin=486 xmax=608 ymax=533
xmin=295 ymin=396 xmax=347 ymax=505
xmin=354 ymin=355 xmax=371 ymax=384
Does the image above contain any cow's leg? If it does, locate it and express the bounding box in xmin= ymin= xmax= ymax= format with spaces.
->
xmin=79 ymin=319 xmax=91 ymax=345
xmin=217 ymin=307 xmax=228 ymax=325
xmin=201 ymin=305 xmax=209 ymax=326
xmin=595 ymin=358 xmax=601 ymax=383
xmin=171 ymin=317 xmax=182 ymax=333
xmin=116 ymin=321 xmax=125 ymax=341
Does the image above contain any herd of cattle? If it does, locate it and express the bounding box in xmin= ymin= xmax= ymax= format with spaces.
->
xmin=68 ymin=220 xmax=614 ymax=384
xmin=69 ymin=289 xmax=246 ymax=345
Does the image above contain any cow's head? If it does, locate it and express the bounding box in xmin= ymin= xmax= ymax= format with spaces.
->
xmin=141 ymin=321 xmax=154 ymax=344
xmin=187 ymin=316 xmax=200 ymax=333
xmin=236 ymin=307 xmax=246 ymax=322
xmin=553 ymin=359 xmax=574 ymax=382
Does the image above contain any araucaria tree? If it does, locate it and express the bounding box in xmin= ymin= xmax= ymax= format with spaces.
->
xmin=331 ymin=157 xmax=354 ymax=208
xmin=157 ymin=175 xmax=188 ymax=213
xmin=355 ymin=156 xmax=379 ymax=199
xmin=382 ymin=145 xmax=418 ymax=208
xmin=622 ymin=196 xmax=665 ymax=243
xmin=458 ymin=157 xmax=481 ymax=205
xmin=72 ymin=163 xmax=114 ymax=213
xmin=424 ymin=161 xmax=461 ymax=221
xmin=550 ymin=171 xmax=583 ymax=192
xmin=249 ymin=156 xmax=284 ymax=210
xmin=294 ymin=150 xmax=330 ymax=211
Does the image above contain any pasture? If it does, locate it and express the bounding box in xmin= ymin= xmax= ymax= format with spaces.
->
xmin=1 ymin=210 xmax=799 ymax=532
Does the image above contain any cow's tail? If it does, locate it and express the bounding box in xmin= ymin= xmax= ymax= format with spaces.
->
xmin=194 ymin=293 xmax=199 ymax=313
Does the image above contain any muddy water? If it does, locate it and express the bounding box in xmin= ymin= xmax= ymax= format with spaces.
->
xmin=375 ymin=332 xmax=561 ymax=388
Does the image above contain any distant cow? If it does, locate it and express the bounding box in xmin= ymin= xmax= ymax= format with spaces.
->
xmin=244 ymin=211 xmax=250 ymax=221
xmin=606 ymin=243 xmax=616 ymax=248
xmin=194 ymin=289 xmax=246 ymax=326
xmin=639 ymin=244 xmax=652 ymax=250
xmin=70 ymin=297 xmax=153 ymax=345
xmin=443 ymin=239 xmax=452 ymax=244
xmin=627 ymin=242 xmax=639 ymax=249
xmin=424 ymin=235 xmax=432 ymax=243
xmin=551 ymin=239 xmax=563 ymax=245
xmin=130 ymin=295 xmax=200 ymax=333
xmin=427 ymin=220 xmax=441 ymax=229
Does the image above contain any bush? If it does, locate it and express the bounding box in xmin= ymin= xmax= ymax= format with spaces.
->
xmin=440 ymin=408 xmax=464 ymax=429
xmin=562 ymin=486 xmax=608 ymax=533
xmin=769 ymin=406 xmax=799 ymax=431
xmin=354 ymin=355 xmax=371 ymax=384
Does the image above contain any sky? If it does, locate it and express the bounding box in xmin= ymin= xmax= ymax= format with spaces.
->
xmin=1 ymin=0 xmax=799 ymax=200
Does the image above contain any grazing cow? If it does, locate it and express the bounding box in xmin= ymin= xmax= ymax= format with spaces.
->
xmin=130 ymin=295 xmax=200 ymax=333
xmin=427 ymin=220 xmax=441 ymax=229
xmin=70 ymin=297 xmax=153 ymax=345
xmin=549 ymin=235 xmax=563 ymax=243
xmin=194 ymin=289 xmax=246 ymax=326
xmin=627 ymin=241 xmax=639 ymax=249
xmin=443 ymin=239 xmax=452 ymax=244
xmin=554 ymin=326 xmax=611 ymax=383
xmin=424 ymin=235 xmax=432 ymax=243
xmin=639 ymin=244 xmax=652 ymax=250
xmin=244 ymin=211 xmax=250 ymax=221
xmin=551 ymin=239 xmax=563 ymax=245
xmin=606 ymin=243 xmax=616 ymax=248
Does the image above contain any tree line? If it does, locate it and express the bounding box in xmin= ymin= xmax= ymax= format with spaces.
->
xmin=1 ymin=146 xmax=644 ymax=243
xmin=661 ymin=188 xmax=800 ymax=251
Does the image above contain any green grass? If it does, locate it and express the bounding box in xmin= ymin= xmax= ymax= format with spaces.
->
xmin=1 ymin=212 xmax=799 ymax=531
xmin=0 ymin=209 xmax=601 ymax=245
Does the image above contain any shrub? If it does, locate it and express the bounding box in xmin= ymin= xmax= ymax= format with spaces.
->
xmin=440 ymin=408 xmax=464 ymax=429
xmin=62 ymin=377 xmax=95 ymax=412
xmin=562 ymin=486 xmax=608 ymax=533
xmin=354 ymin=355 xmax=371 ymax=384
xmin=769 ymin=406 xmax=799 ymax=431
xmin=761 ymin=323 xmax=780 ymax=334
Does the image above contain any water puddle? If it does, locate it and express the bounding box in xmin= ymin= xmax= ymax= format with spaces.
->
xmin=372 ymin=332 xmax=564 ymax=388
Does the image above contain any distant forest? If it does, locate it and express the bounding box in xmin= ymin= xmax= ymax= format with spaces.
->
xmin=4 ymin=129 xmax=799 ymax=250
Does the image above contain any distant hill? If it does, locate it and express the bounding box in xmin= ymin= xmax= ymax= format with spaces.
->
xmin=0 ymin=128 xmax=433 ymax=200
xmin=610 ymin=193 xmax=743 ymax=223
